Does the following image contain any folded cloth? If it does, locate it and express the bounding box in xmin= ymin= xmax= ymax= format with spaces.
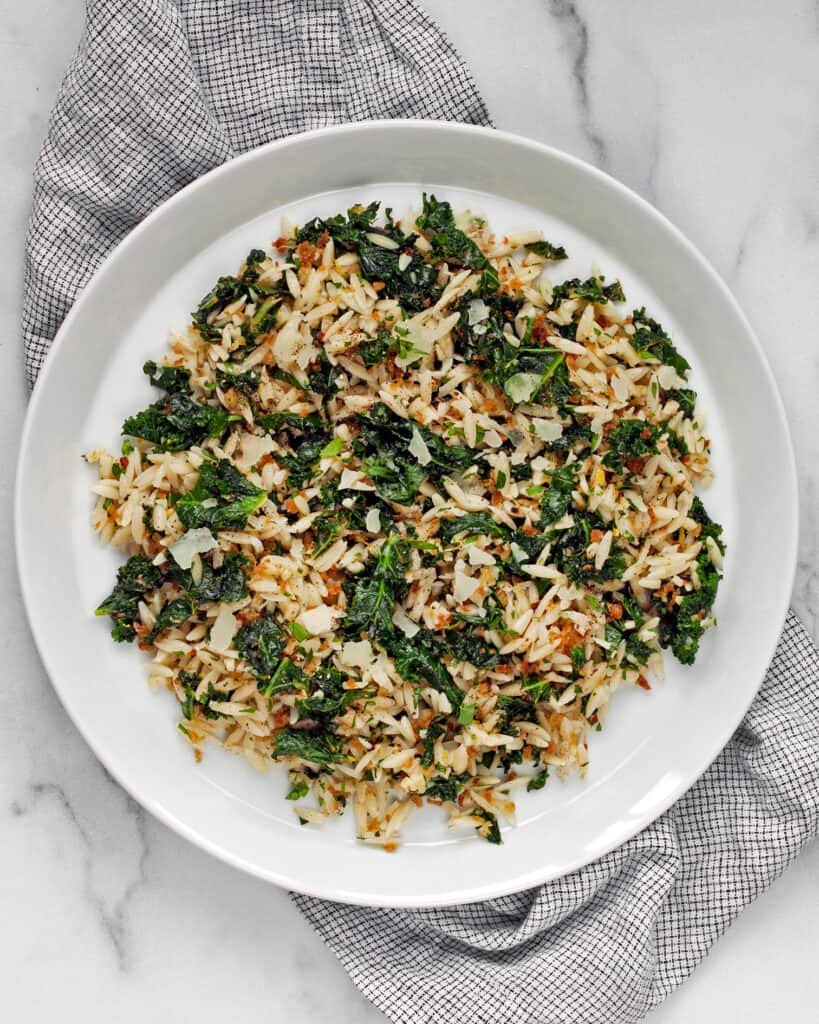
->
xmin=22 ymin=4 xmax=819 ymax=1023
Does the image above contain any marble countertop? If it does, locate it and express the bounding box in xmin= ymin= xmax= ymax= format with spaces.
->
xmin=2 ymin=1 xmax=817 ymax=1020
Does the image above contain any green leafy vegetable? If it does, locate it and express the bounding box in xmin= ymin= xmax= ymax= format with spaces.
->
xmin=176 ymin=459 xmax=266 ymax=530
xmin=272 ymin=728 xmax=344 ymax=766
xmin=421 ymin=715 xmax=448 ymax=767
xmin=235 ymin=614 xmax=287 ymax=678
xmin=540 ymin=462 xmax=578 ymax=524
xmin=95 ymin=554 xmax=163 ymax=643
xmin=525 ymin=240 xmax=568 ymax=260
xmin=424 ymin=773 xmax=469 ymax=802
xmin=123 ymin=362 xmax=234 ymax=451
xmin=474 ymin=809 xmax=502 ymax=844
xmin=439 ymin=512 xmax=510 ymax=544
xmin=631 ymin=308 xmax=690 ymax=377
xmin=415 ymin=193 xmax=488 ymax=270
xmin=527 ymin=767 xmax=549 ymax=791
xmin=602 ymin=419 xmax=661 ymax=474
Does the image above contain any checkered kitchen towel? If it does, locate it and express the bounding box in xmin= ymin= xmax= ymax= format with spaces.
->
xmin=22 ymin=3 xmax=819 ymax=1022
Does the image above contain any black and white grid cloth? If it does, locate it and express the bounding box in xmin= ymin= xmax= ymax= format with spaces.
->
xmin=22 ymin=3 xmax=819 ymax=1022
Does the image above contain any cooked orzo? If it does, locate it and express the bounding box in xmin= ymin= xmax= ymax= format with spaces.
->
xmin=87 ymin=196 xmax=725 ymax=847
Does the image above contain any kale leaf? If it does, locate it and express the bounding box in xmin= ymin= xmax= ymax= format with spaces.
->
xmin=656 ymin=498 xmax=724 ymax=665
xmin=234 ymin=614 xmax=287 ymax=678
xmin=425 ymin=773 xmax=469 ymax=802
xmin=95 ymin=554 xmax=163 ymax=642
xmin=122 ymin=371 xmax=233 ymax=452
xmin=631 ymin=308 xmax=690 ymax=377
xmin=256 ymin=411 xmax=329 ymax=490
xmin=667 ymin=388 xmax=697 ymax=419
xmin=355 ymin=403 xmax=482 ymax=506
xmin=602 ymin=419 xmax=661 ymax=474
xmin=443 ymin=628 xmax=500 ymax=669
xmin=421 ymin=715 xmax=449 ymax=767
xmin=296 ymin=201 xmax=439 ymax=312
xmin=272 ymin=728 xmax=345 ymax=766
xmin=147 ymin=596 xmax=195 ymax=643
xmin=176 ymin=459 xmax=267 ymax=530
xmin=540 ymin=462 xmax=577 ymax=524
xmin=143 ymin=360 xmax=191 ymax=394
xmin=344 ymin=533 xmax=409 ymax=642
xmin=415 ymin=193 xmax=488 ymax=270
xmin=552 ymin=276 xmax=625 ymax=305
xmin=439 ymin=512 xmax=510 ymax=544
xmin=525 ymin=240 xmax=568 ymax=260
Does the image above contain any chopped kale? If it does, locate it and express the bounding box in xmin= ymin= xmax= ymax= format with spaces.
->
xmin=388 ymin=631 xmax=464 ymax=713
xmin=143 ymin=360 xmax=191 ymax=394
xmin=667 ymin=388 xmax=697 ymax=419
xmin=602 ymin=419 xmax=661 ymax=474
xmin=415 ymin=193 xmax=488 ymax=270
xmin=257 ymin=410 xmax=330 ymax=490
xmin=421 ymin=715 xmax=448 ymax=767
xmin=540 ymin=462 xmax=578 ymax=524
xmin=272 ymin=728 xmax=344 ymax=766
xmin=631 ymin=308 xmax=690 ymax=377
xmin=527 ymin=767 xmax=549 ymax=792
xmin=176 ymin=459 xmax=267 ymax=530
xmin=297 ymin=664 xmax=377 ymax=718
xmin=525 ymin=240 xmax=568 ymax=260
xmin=552 ymin=276 xmax=625 ymax=305
xmin=474 ymin=809 xmax=502 ymax=844
xmin=235 ymin=614 xmax=287 ymax=678
xmin=95 ymin=554 xmax=163 ymax=643
xmin=547 ymin=512 xmax=627 ymax=584
xmin=179 ymin=671 xmax=224 ymax=721
xmin=425 ymin=773 xmax=469 ymax=802
xmin=439 ymin=512 xmax=510 ymax=544
xmin=344 ymin=533 xmax=409 ymax=642
xmin=358 ymin=327 xmax=394 ymax=367
xmin=122 ymin=388 xmax=233 ymax=452
xmin=444 ymin=628 xmax=500 ymax=669
xmin=656 ymin=498 xmax=724 ymax=665
xmin=147 ymin=596 xmax=195 ymax=643
xmin=215 ymin=367 xmax=260 ymax=396
xmin=296 ymin=201 xmax=440 ymax=312
xmin=354 ymin=403 xmax=483 ymax=506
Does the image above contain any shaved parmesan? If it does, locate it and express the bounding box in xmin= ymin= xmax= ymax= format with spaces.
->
xmin=298 ymin=604 xmax=336 ymax=636
xmin=453 ymin=568 xmax=481 ymax=604
xmin=366 ymin=232 xmax=400 ymax=250
xmin=392 ymin=609 xmax=420 ymax=637
xmin=531 ymin=418 xmax=564 ymax=443
xmin=656 ymin=364 xmax=684 ymax=390
xmin=510 ymin=542 xmax=529 ymax=564
xmin=209 ymin=604 xmax=238 ymax=653
xmin=169 ymin=528 xmax=218 ymax=569
xmin=236 ymin=432 xmax=274 ymax=471
xmin=466 ymin=544 xmax=495 ymax=566
xmin=397 ymin=252 xmax=412 ymax=272
xmin=341 ymin=639 xmax=374 ymax=668
xmin=365 ymin=508 xmax=381 ymax=532
xmin=395 ymin=317 xmax=435 ymax=368
xmin=339 ymin=468 xmax=374 ymax=491
xmin=467 ymin=298 xmax=490 ymax=325
xmin=408 ymin=426 xmax=432 ymax=466
xmin=504 ymin=372 xmax=542 ymax=405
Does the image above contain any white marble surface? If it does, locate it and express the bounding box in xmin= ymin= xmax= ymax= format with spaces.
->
xmin=2 ymin=1 xmax=817 ymax=1020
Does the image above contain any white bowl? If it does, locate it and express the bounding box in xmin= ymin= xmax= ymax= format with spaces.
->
xmin=15 ymin=121 xmax=797 ymax=907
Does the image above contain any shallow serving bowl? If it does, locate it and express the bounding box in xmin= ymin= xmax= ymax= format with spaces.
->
xmin=15 ymin=121 xmax=797 ymax=907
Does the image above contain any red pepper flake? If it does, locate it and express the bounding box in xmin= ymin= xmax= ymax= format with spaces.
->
xmin=636 ymin=676 xmax=651 ymax=690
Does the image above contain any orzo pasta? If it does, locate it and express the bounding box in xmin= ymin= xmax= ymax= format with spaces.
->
xmin=87 ymin=196 xmax=725 ymax=847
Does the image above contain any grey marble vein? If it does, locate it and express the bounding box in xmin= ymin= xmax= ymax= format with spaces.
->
xmin=10 ymin=778 xmax=149 ymax=972
xmin=544 ymin=0 xmax=607 ymax=167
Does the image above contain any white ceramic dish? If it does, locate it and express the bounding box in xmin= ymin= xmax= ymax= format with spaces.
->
xmin=15 ymin=121 xmax=797 ymax=907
